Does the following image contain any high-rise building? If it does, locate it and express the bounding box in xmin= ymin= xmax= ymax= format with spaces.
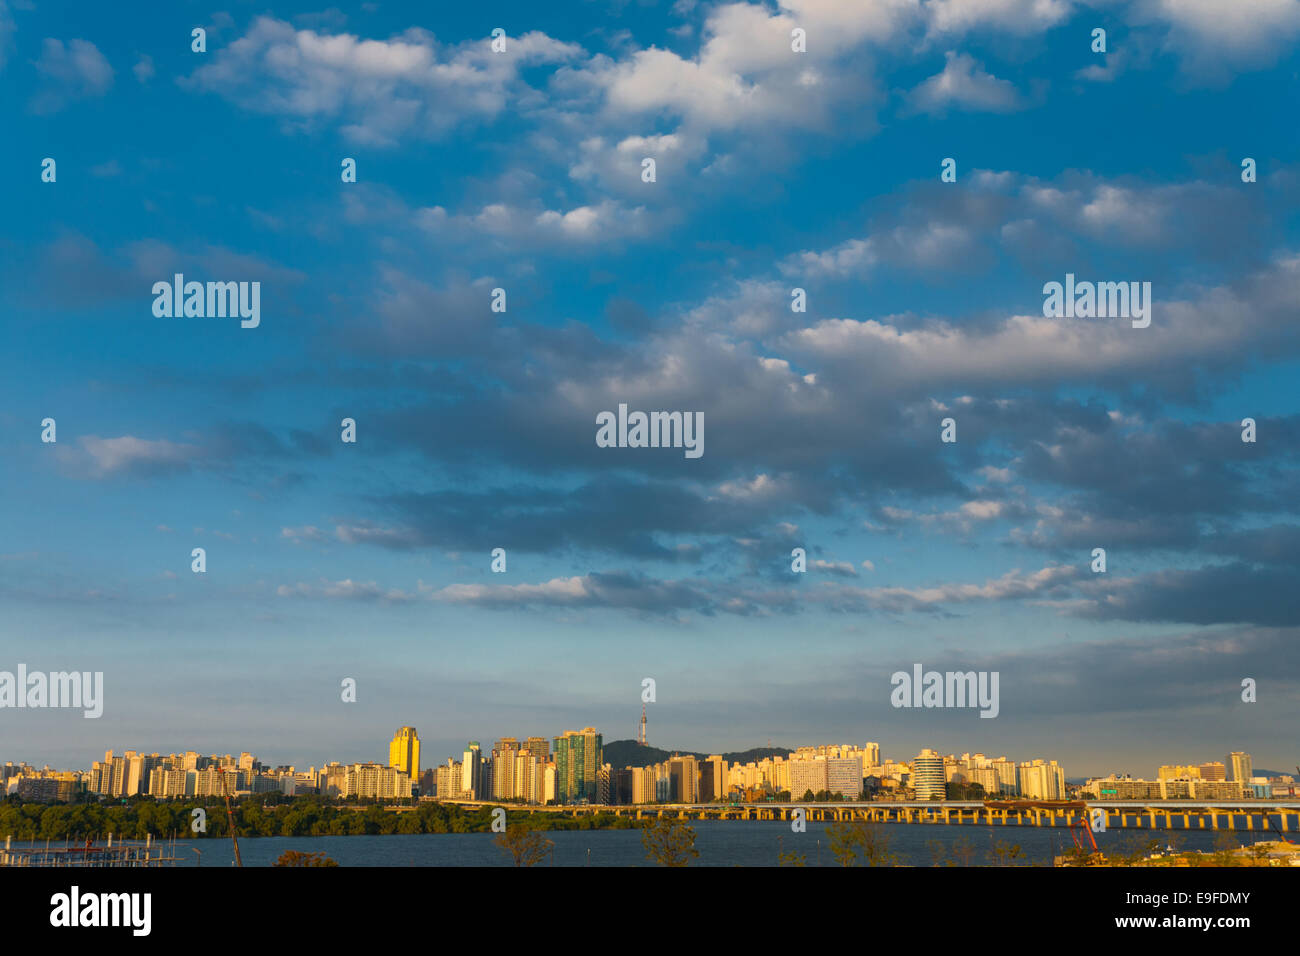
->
xmin=631 ymin=766 xmax=657 ymax=804
xmin=1018 ymin=759 xmax=1065 ymax=800
xmin=699 ymin=755 xmax=727 ymax=802
xmin=342 ymin=762 xmax=412 ymax=799
xmin=912 ymin=749 xmax=945 ymax=801
xmin=435 ymin=760 xmax=460 ymax=800
xmin=492 ymin=740 xmax=519 ymax=800
xmin=966 ymin=767 xmax=999 ymax=795
xmin=523 ymin=737 xmax=550 ymax=762
xmin=826 ymin=756 xmax=863 ymax=798
xmin=319 ymin=763 xmax=348 ymax=798
xmin=553 ymin=728 xmax=602 ymax=803
xmin=461 ymin=742 xmax=483 ymax=799
xmin=1199 ymin=761 xmax=1227 ymax=781
xmin=389 ymin=727 xmax=420 ymax=783
xmin=668 ymin=755 xmax=698 ymax=803
xmin=544 ymin=762 xmax=557 ymax=804
xmin=598 ymin=764 xmax=613 ymax=804
xmin=1228 ymin=752 xmax=1253 ymax=783
xmin=788 ymin=756 xmax=828 ymax=799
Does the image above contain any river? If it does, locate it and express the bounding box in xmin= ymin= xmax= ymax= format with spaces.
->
xmin=40 ymin=820 xmax=1269 ymax=867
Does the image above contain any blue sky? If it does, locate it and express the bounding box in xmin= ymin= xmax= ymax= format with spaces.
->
xmin=2 ymin=0 xmax=1298 ymax=778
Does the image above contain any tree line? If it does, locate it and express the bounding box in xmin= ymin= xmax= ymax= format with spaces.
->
xmin=0 ymin=795 xmax=635 ymax=840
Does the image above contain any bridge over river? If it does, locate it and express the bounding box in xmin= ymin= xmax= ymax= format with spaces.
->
xmin=419 ymin=799 xmax=1300 ymax=832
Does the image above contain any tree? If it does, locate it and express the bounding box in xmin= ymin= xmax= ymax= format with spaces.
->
xmin=1209 ymin=832 xmax=1241 ymax=867
xmin=777 ymin=836 xmax=806 ymax=867
xmin=826 ymin=820 xmax=897 ymax=867
xmin=988 ymin=839 xmax=1024 ymax=866
xmin=951 ymin=836 xmax=977 ymax=867
xmin=273 ymin=850 xmax=338 ymax=867
xmin=1109 ymin=834 xmax=1162 ymax=866
xmin=1244 ymin=843 xmax=1271 ymax=867
xmin=929 ymin=836 xmax=976 ymax=866
xmin=495 ymin=824 xmax=554 ymax=867
xmin=925 ymin=838 xmax=948 ymax=867
xmin=642 ymin=818 xmax=699 ymax=867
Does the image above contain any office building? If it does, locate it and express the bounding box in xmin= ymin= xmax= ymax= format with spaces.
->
xmin=389 ymin=727 xmax=420 ymax=783
xmin=912 ymin=749 xmax=945 ymax=801
xmin=553 ymin=728 xmax=602 ymax=803
xmin=1228 ymin=752 xmax=1253 ymax=783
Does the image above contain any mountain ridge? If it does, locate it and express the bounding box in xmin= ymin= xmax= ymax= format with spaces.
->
xmin=602 ymin=739 xmax=791 ymax=769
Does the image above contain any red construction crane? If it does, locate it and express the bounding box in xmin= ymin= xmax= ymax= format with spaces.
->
xmin=1067 ymin=810 xmax=1099 ymax=854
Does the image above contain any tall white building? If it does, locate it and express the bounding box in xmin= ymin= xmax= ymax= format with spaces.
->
xmin=789 ymin=756 xmax=828 ymax=798
xmin=1227 ymin=752 xmax=1253 ymax=783
xmin=343 ymin=763 xmax=412 ymax=799
xmin=1018 ymin=760 xmax=1065 ymax=800
xmin=912 ymin=749 xmax=946 ymax=801
xmin=461 ymin=742 xmax=483 ymax=799
xmin=991 ymin=757 xmax=1018 ymax=796
xmin=826 ymin=756 xmax=863 ymax=798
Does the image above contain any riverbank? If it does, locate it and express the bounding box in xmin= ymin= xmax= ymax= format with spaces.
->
xmin=6 ymin=821 xmax=1287 ymax=867
xmin=0 ymin=797 xmax=636 ymax=840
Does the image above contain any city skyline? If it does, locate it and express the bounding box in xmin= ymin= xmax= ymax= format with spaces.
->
xmin=10 ymin=727 xmax=1290 ymax=810
xmin=3 ymin=1 xmax=1299 ymax=776
xmin=4 ymin=722 xmax=1286 ymax=784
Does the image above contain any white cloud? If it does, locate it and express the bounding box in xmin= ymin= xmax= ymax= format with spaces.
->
xmin=70 ymin=436 xmax=196 ymax=478
xmin=811 ymin=558 xmax=858 ymax=576
xmin=782 ymin=222 xmax=974 ymax=277
xmin=277 ymin=578 xmax=418 ymax=602
xmin=779 ymin=253 xmax=1300 ymax=391
xmin=838 ymin=564 xmax=1077 ymax=611
xmin=905 ymin=51 xmax=1024 ymax=114
xmin=437 ymin=576 xmax=591 ymax=605
xmin=923 ymin=0 xmax=1074 ymax=35
xmin=183 ymin=17 xmax=584 ymax=145
xmin=1132 ymin=0 xmax=1300 ymax=70
xmin=418 ymin=198 xmax=651 ymax=243
xmin=31 ymin=38 xmax=114 ymax=113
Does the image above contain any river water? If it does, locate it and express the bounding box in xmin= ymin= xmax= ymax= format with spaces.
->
xmin=46 ymin=820 xmax=1271 ymax=867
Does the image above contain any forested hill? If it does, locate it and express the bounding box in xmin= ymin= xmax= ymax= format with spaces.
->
xmin=602 ymin=740 xmax=791 ymax=769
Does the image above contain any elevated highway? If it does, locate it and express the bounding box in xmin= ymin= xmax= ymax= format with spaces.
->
xmin=425 ymin=799 xmax=1300 ymax=832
